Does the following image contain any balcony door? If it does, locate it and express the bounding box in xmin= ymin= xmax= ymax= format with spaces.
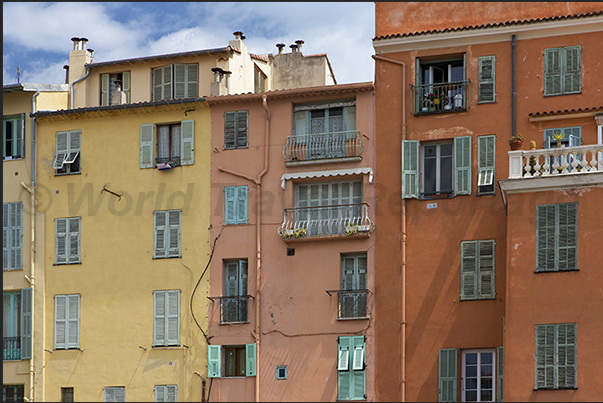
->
xmin=223 ymin=260 xmax=248 ymax=323
xmin=341 ymin=254 xmax=367 ymax=318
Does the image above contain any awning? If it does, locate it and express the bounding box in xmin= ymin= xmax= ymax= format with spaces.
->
xmin=280 ymin=167 xmax=374 ymax=190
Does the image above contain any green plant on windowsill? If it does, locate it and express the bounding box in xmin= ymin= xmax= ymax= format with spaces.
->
xmin=508 ymin=133 xmax=525 ymax=143
xmin=282 ymin=228 xmax=307 ymax=239
xmin=345 ymin=224 xmax=358 ymax=235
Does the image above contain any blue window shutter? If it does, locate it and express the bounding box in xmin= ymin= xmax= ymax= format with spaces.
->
xmin=21 ymin=288 xmax=33 ymax=359
xmin=224 ymin=187 xmax=236 ymax=224
xmin=167 ymin=210 xmax=181 ymax=257
xmin=246 ymin=343 xmax=257 ymax=376
xmin=12 ymin=202 xmax=22 ymax=269
xmin=208 ymin=345 xmax=222 ymax=377
xmin=68 ymin=217 xmax=81 ymax=264
xmin=140 ymin=124 xmax=155 ymax=168
xmin=55 ymin=218 xmax=68 ymax=264
xmin=154 ymin=291 xmax=166 ymax=346
xmin=154 ymin=211 xmax=167 ymax=258
xmin=439 ymin=348 xmax=458 ymax=402
xmin=67 ymin=295 xmax=80 ymax=349
xmin=477 ymin=135 xmax=496 ymax=194
xmin=122 ymin=71 xmax=131 ymax=103
xmin=237 ymin=186 xmax=248 ymax=224
xmin=454 ymin=136 xmax=471 ymax=195
xmin=337 ymin=336 xmax=352 ymax=400
xmin=166 ymin=290 xmax=180 ymax=345
xmin=497 ymin=346 xmax=504 ymax=401
xmin=180 ymin=120 xmax=194 ymax=165
xmin=54 ymin=295 xmax=67 ymax=349
xmin=401 ymin=140 xmax=419 ymax=199
xmin=343 ymin=106 xmax=356 ymax=131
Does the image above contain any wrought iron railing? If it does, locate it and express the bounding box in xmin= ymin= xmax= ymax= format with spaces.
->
xmin=410 ymin=80 xmax=471 ymax=115
xmin=326 ymin=289 xmax=371 ymax=319
xmin=283 ymin=131 xmax=364 ymax=162
xmin=155 ymin=156 xmax=181 ymax=167
xmin=278 ymin=203 xmax=375 ymax=239
xmin=209 ymin=296 xmax=254 ymax=324
xmin=508 ymin=144 xmax=603 ymax=178
xmin=3 ymin=336 xmax=21 ymax=360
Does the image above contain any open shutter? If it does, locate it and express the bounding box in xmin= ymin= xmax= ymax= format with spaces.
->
xmin=237 ymin=186 xmax=248 ymax=224
xmin=174 ymin=64 xmax=186 ymax=99
xmin=140 ymin=124 xmax=155 ymax=168
xmin=187 ymin=64 xmax=199 ymax=98
xmin=224 ymin=187 xmax=236 ymax=225
xmin=294 ymin=110 xmax=309 ymax=135
xmin=208 ymin=345 xmax=222 ymax=377
xmin=439 ymin=348 xmax=458 ymax=402
xmin=163 ymin=65 xmax=173 ymax=100
xmin=153 ymin=68 xmax=163 ymax=101
xmin=9 ymin=202 xmax=22 ymax=269
xmin=460 ymin=241 xmax=477 ymax=299
xmin=497 ymin=346 xmax=504 ymax=401
xmin=154 ymin=211 xmax=167 ymax=258
xmin=478 ymin=56 xmax=496 ymax=103
xmin=563 ymin=46 xmax=581 ymax=94
xmin=122 ymin=71 xmax=131 ymax=103
xmin=337 ymin=336 xmax=352 ymax=401
xmin=154 ymin=291 xmax=166 ymax=346
xmin=55 ymin=218 xmax=68 ymax=264
xmin=478 ymin=240 xmax=495 ymax=298
xmin=68 ymin=217 xmax=80 ymax=264
xmin=544 ymin=48 xmax=562 ymax=96
xmin=246 ymin=343 xmax=257 ymax=376
xmin=224 ymin=111 xmax=236 ymax=149
xmin=3 ymin=203 xmax=9 ymax=269
xmin=101 ymin=73 xmax=110 ymax=106
xmin=67 ymin=295 xmax=80 ymax=349
xmin=64 ymin=130 xmax=81 ymax=164
xmin=54 ymin=295 xmax=67 ymax=349
xmin=351 ymin=336 xmax=366 ymax=399
xmin=477 ymin=135 xmax=496 ymax=193
xmin=344 ymin=105 xmax=356 ymax=132
xmin=21 ymin=288 xmax=33 ymax=359
xmin=17 ymin=114 xmax=25 ymax=158
xmin=53 ymin=131 xmax=69 ymax=169
xmin=166 ymin=290 xmax=180 ymax=345
xmin=236 ymin=111 xmax=248 ymax=148
xmin=401 ymin=140 xmax=419 ymax=199
xmin=167 ymin=210 xmax=181 ymax=257
xmin=454 ymin=136 xmax=471 ymax=195
xmin=180 ymin=119 xmax=194 ymax=165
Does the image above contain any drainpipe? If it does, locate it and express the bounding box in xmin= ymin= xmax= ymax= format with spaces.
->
xmin=194 ymin=372 xmax=206 ymax=402
xmin=70 ymin=65 xmax=90 ymax=109
xmin=512 ymin=35 xmax=516 ymax=139
xmin=372 ymin=54 xmax=407 ymax=402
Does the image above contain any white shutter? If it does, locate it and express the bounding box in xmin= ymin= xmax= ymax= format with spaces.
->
xmin=101 ymin=73 xmax=110 ymax=106
xmin=154 ymin=291 xmax=166 ymax=346
xmin=67 ymin=295 xmax=80 ymax=348
xmin=140 ymin=124 xmax=155 ymax=168
xmin=166 ymin=290 xmax=180 ymax=345
xmin=54 ymin=131 xmax=69 ymax=169
xmin=180 ymin=119 xmax=194 ymax=165
xmin=352 ymin=345 xmax=365 ymax=370
xmin=186 ymin=64 xmax=199 ymax=98
xmin=54 ymin=295 xmax=67 ymax=349
xmin=154 ymin=211 xmax=167 ymax=258
xmin=174 ymin=64 xmax=186 ymax=99
xmin=167 ymin=210 xmax=180 ymax=257
xmin=122 ymin=71 xmax=131 ymax=103
xmin=163 ymin=65 xmax=173 ymax=100
xmin=68 ymin=217 xmax=80 ymax=263
xmin=153 ymin=67 xmax=163 ymax=101
xmin=3 ymin=203 xmax=9 ymax=269
xmin=208 ymin=345 xmax=222 ymax=377
xmin=55 ymin=218 xmax=68 ymax=264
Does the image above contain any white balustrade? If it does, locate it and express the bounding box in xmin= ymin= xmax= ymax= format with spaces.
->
xmin=508 ymin=144 xmax=603 ymax=179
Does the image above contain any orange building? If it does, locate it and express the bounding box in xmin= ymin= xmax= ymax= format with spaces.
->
xmin=372 ymin=2 xmax=603 ymax=402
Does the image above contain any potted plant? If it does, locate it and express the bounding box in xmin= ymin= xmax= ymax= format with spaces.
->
xmin=442 ymin=96 xmax=452 ymax=110
xmin=508 ymin=133 xmax=525 ymax=150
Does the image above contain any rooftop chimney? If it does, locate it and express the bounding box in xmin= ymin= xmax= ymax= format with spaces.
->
xmin=295 ymin=40 xmax=304 ymax=52
xmin=276 ymin=43 xmax=285 ymax=55
xmin=233 ymin=31 xmax=244 ymax=40
xmin=71 ymin=37 xmax=89 ymax=51
xmin=290 ymin=44 xmax=298 ymax=53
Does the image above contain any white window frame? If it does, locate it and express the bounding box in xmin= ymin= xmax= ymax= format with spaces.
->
xmin=154 ymin=385 xmax=177 ymax=402
xmin=461 ymin=349 xmax=496 ymax=402
xmin=103 ymin=386 xmax=125 ymax=402
xmin=421 ymin=141 xmax=454 ymax=197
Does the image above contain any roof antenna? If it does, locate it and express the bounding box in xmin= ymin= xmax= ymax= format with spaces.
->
xmin=17 ymin=65 xmax=21 ymax=83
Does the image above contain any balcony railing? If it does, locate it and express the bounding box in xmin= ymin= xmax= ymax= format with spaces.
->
xmin=208 ymin=296 xmax=254 ymax=324
xmin=509 ymin=144 xmax=603 ymax=179
xmin=326 ymin=289 xmax=371 ymax=319
xmin=3 ymin=336 xmax=21 ymax=360
xmin=155 ymin=156 xmax=181 ymax=167
xmin=283 ymin=131 xmax=364 ymax=163
xmin=278 ymin=203 xmax=375 ymax=240
xmin=410 ymin=80 xmax=471 ymax=115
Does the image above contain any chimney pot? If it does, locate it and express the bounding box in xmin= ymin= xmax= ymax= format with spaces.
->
xmin=276 ymin=43 xmax=285 ymax=54
xmin=290 ymin=44 xmax=298 ymax=52
xmin=233 ymin=31 xmax=243 ymax=40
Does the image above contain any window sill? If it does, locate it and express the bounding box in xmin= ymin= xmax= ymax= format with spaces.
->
xmin=151 ymin=345 xmax=185 ymax=349
xmin=337 ymin=316 xmax=370 ymax=321
xmin=153 ymin=256 xmax=182 ymax=260
xmin=53 ymin=262 xmax=82 ymax=266
xmin=3 ymin=268 xmax=24 ymax=272
xmin=55 ymin=172 xmax=82 ymax=177
xmin=543 ymin=92 xmax=582 ymax=97
xmin=414 ymin=108 xmax=467 ymax=116
xmin=223 ymin=146 xmax=249 ymax=151
xmin=3 ymin=157 xmax=25 ymax=162
xmin=534 ymin=268 xmax=579 ymax=273
xmin=477 ymin=101 xmax=497 ymax=105
xmin=533 ymin=387 xmax=578 ymax=391
xmin=219 ymin=320 xmax=250 ymax=325
xmin=459 ymin=297 xmax=497 ymax=302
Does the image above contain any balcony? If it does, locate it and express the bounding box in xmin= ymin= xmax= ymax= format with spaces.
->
xmin=3 ymin=336 xmax=21 ymax=360
xmin=208 ymin=295 xmax=254 ymax=324
xmin=278 ymin=203 xmax=375 ymax=241
xmin=508 ymin=144 xmax=603 ymax=179
xmin=283 ymin=131 xmax=364 ymax=166
xmin=326 ymin=289 xmax=371 ymax=319
xmin=410 ymin=80 xmax=471 ymax=115
xmin=155 ymin=156 xmax=181 ymax=168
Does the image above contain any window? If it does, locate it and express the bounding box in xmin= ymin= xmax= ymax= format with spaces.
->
xmin=140 ymin=120 xmax=194 ymax=168
xmin=155 ymin=385 xmax=177 ymax=402
xmin=276 ymin=365 xmax=288 ymax=380
xmin=54 ymin=217 xmax=81 ymax=265
xmin=53 ymin=130 xmax=81 ymax=174
xmin=254 ymin=64 xmax=266 ymax=93
xmin=414 ymin=55 xmax=467 ymax=113
xmin=460 ymin=240 xmax=495 ymax=300
xmin=152 ymin=63 xmax=199 ymax=101
xmin=207 ymin=343 xmax=257 ymax=378
xmin=61 ymin=387 xmax=74 ymax=402
xmin=3 ymin=385 xmax=24 ymax=403
xmin=223 ymin=259 xmax=248 ymax=323
xmin=402 ymin=137 xmax=471 ymax=199
xmin=337 ymin=335 xmax=366 ymax=400
xmin=544 ymin=46 xmax=581 ymax=96
xmin=153 ymin=290 xmax=180 ymax=346
xmin=3 ymin=289 xmax=32 ymax=361
xmin=3 ymin=114 xmax=25 ymax=160
xmin=535 ymin=323 xmax=576 ymax=389
xmin=224 ymin=186 xmax=248 ymax=225
xmin=340 ymin=254 xmax=367 ymax=319
xmin=477 ymin=56 xmax=496 ymax=103
xmin=224 ymin=111 xmax=248 ymax=149
xmin=54 ymin=294 xmax=80 ymax=350
xmin=462 ymin=349 xmax=496 ymax=402
xmin=153 ymin=210 xmax=181 ymax=259
xmin=536 ymin=203 xmax=577 ymax=272
xmin=101 ymin=71 xmax=131 ymax=106
xmin=104 ymin=387 xmax=125 ymax=402
xmin=544 ymin=126 xmax=581 ymax=149
xmin=477 ymin=135 xmax=496 ymax=195
xmin=3 ymin=202 xmax=23 ymax=271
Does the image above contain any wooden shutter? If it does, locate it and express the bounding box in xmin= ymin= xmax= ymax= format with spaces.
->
xmin=55 ymin=295 xmax=67 ymax=349
xmin=236 ymin=111 xmax=248 ymax=148
xmin=68 ymin=217 xmax=80 ymax=264
xmin=246 ymin=343 xmax=257 ymax=376
xmin=294 ymin=110 xmax=309 ymax=135
xmin=460 ymin=241 xmax=477 ymax=299
xmin=154 ymin=211 xmax=167 ymax=258
xmin=236 ymin=186 xmax=248 ymax=224
xmin=536 ymin=205 xmax=555 ymax=271
xmin=439 ymin=348 xmax=458 ymax=402
xmin=154 ymin=291 xmax=166 ymax=346
xmin=122 ymin=71 xmax=131 ymax=103
xmin=21 ymin=288 xmax=33 ymax=359
xmin=535 ymin=324 xmax=555 ymax=388
xmin=478 ymin=56 xmax=496 ymax=103
xmin=401 ymin=140 xmax=419 ymax=199
xmin=174 ymin=64 xmax=186 ymax=99
xmin=167 ymin=210 xmax=181 ymax=257
xmin=55 ymin=218 xmax=68 ymax=264
xmin=478 ymin=240 xmax=495 ymax=298
xmin=224 ymin=187 xmax=236 ymax=224
xmin=186 ymin=64 xmax=199 ymax=98
xmin=153 ymin=67 xmax=163 ymax=101
xmin=101 ymin=73 xmax=110 ymax=106
xmin=557 ymin=323 xmax=576 ymax=388
xmin=208 ymin=345 xmax=222 ymax=377
xmin=497 ymin=346 xmax=503 ymax=401
xmin=53 ymin=131 xmax=69 ymax=169
xmin=352 ymin=336 xmax=366 ymax=399
xmin=558 ymin=203 xmax=578 ymax=270
xmin=163 ymin=65 xmax=173 ymax=100
xmin=180 ymin=120 xmax=194 ymax=165
xmin=140 ymin=124 xmax=155 ymax=168
xmin=155 ymin=385 xmax=166 ymax=402
xmin=224 ymin=111 xmax=236 ymax=149
xmin=344 ymin=105 xmax=356 ymax=131
xmin=454 ymin=136 xmax=471 ymax=195
xmin=544 ymin=48 xmax=562 ymax=95
xmin=477 ymin=135 xmax=496 ymax=194
xmin=3 ymin=203 xmax=9 ymax=269
xmin=5 ymin=202 xmax=22 ymax=270
xmin=67 ymin=294 xmax=80 ymax=348
xmin=338 ymin=336 xmax=352 ymax=400
xmin=166 ymin=290 xmax=180 ymax=345
xmin=563 ymin=46 xmax=581 ymax=94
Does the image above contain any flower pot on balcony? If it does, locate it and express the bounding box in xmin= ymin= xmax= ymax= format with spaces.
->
xmin=509 ymin=140 xmax=523 ymax=151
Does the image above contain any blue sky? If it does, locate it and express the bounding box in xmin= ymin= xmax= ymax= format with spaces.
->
xmin=3 ymin=2 xmax=376 ymax=86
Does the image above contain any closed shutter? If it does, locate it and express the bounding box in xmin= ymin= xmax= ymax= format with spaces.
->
xmin=352 ymin=336 xmax=366 ymax=400
xmin=208 ymin=344 xmax=222 ymax=377
xmin=67 ymin=295 xmax=80 ymax=348
xmin=101 ymin=73 xmax=110 ymax=106
xmin=155 ymin=385 xmax=166 ymax=402
xmin=55 ymin=295 xmax=67 ymax=349
xmin=460 ymin=241 xmax=477 ymax=299
xmin=557 ymin=323 xmax=576 ymax=388
xmin=563 ymin=46 xmax=581 ymax=94
xmin=477 ymin=135 xmax=496 ymax=194
xmin=343 ymin=106 xmax=356 ymax=131
xmin=236 ymin=111 xmax=248 ymax=148
xmin=338 ymin=336 xmax=352 ymax=400
xmin=401 ymin=140 xmax=419 ymax=199
xmin=3 ymin=203 xmax=8 ymax=269
xmin=557 ymin=203 xmax=577 ymax=270
xmin=224 ymin=187 xmax=236 ymax=224
xmin=68 ymin=217 xmax=80 ymax=264
xmin=55 ymin=294 xmax=79 ymax=349
xmin=154 ymin=211 xmax=167 ymax=258
xmin=544 ymin=48 xmax=562 ymax=95
xmin=154 ymin=291 xmax=166 ymax=346
xmin=153 ymin=67 xmax=163 ymax=101
xmin=224 ymin=111 xmax=236 ymax=149
xmin=174 ymin=64 xmax=186 ymax=99
xmin=535 ymin=324 xmax=555 ymax=388
xmin=186 ymin=64 xmax=199 ymax=98
xmin=21 ymin=288 xmax=33 ymax=359
xmin=162 ymin=65 xmax=173 ymax=100
xmin=246 ymin=343 xmax=257 ymax=376
xmin=104 ymin=387 xmax=125 ymax=402
xmin=478 ymin=240 xmax=495 ymax=298
xmin=140 ymin=124 xmax=155 ymax=168
xmin=180 ymin=120 xmax=194 ymax=165
xmin=11 ymin=202 xmax=22 ymax=269
xmin=55 ymin=218 xmax=68 ymax=264
xmin=439 ymin=348 xmax=458 ymax=402
xmin=237 ymin=186 xmax=248 ymax=224
xmin=478 ymin=55 xmax=496 ymax=103
xmin=122 ymin=71 xmax=131 ymax=103
xmin=454 ymin=136 xmax=471 ymax=195
xmin=166 ymin=290 xmax=180 ymax=345
xmin=497 ymin=347 xmax=503 ymax=401
xmin=53 ymin=131 xmax=69 ymax=169
xmin=167 ymin=210 xmax=181 ymax=257
xmin=338 ymin=336 xmax=366 ymax=400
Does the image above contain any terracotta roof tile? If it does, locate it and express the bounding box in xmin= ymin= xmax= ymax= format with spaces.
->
xmin=250 ymin=53 xmax=269 ymax=62
xmin=528 ymin=106 xmax=603 ymax=118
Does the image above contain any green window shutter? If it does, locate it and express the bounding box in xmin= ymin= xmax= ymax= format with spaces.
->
xmin=167 ymin=210 xmax=181 ymax=257
xmin=67 ymin=295 xmax=80 ymax=348
xmin=154 ymin=211 xmax=167 ymax=258
xmin=7 ymin=202 xmax=23 ymax=270
xmin=237 ymin=186 xmax=248 ymax=224
xmin=478 ymin=240 xmax=495 ymax=298
xmin=55 ymin=218 xmax=68 ymax=264
xmin=3 ymin=203 xmax=9 ymax=269
xmin=454 ymin=136 xmax=471 ymax=196
xmin=294 ymin=110 xmax=309 ymax=135
xmin=236 ymin=111 xmax=249 ymax=148
xmin=53 ymin=131 xmax=69 ymax=169
xmin=563 ymin=46 xmax=581 ymax=94
xmin=21 ymin=288 xmax=33 ymax=359
xmin=544 ymin=48 xmax=562 ymax=95
xmin=224 ymin=187 xmax=236 ymax=224
xmin=344 ymin=106 xmax=356 ymax=131
xmin=497 ymin=346 xmax=503 ymax=401
xmin=460 ymin=241 xmax=477 ymax=300
xmin=122 ymin=71 xmax=131 ymax=103
xmin=208 ymin=345 xmax=222 ymax=377
xmin=337 ymin=336 xmax=352 ymax=400
xmin=536 ymin=205 xmax=555 ymax=271
xmin=478 ymin=55 xmax=496 ymax=103
xmin=439 ymin=348 xmax=458 ymax=402
xmin=174 ymin=64 xmax=186 ymax=99
xmin=186 ymin=64 xmax=199 ymax=98
xmin=55 ymin=295 xmax=67 ymax=349
xmin=351 ymin=336 xmax=366 ymax=400
xmin=140 ymin=123 xmax=155 ymax=168
xmin=477 ymin=135 xmax=496 ymax=194
xmin=246 ymin=343 xmax=257 ymax=376
xmin=224 ymin=111 xmax=236 ymax=149
xmin=401 ymin=140 xmax=419 ymax=199
xmin=101 ymin=73 xmax=110 ymax=106
xmin=558 ymin=203 xmax=578 ymax=270
xmin=180 ymin=119 xmax=194 ymax=165
xmin=557 ymin=323 xmax=576 ymax=388
xmin=535 ymin=324 xmax=555 ymax=389
xmin=154 ymin=291 xmax=166 ymax=346
xmin=68 ymin=217 xmax=80 ymax=264
xmin=166 ymin=290 xmax=180 ymax=345
xmin=17 ymin=114 xmax=25 ymax=158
